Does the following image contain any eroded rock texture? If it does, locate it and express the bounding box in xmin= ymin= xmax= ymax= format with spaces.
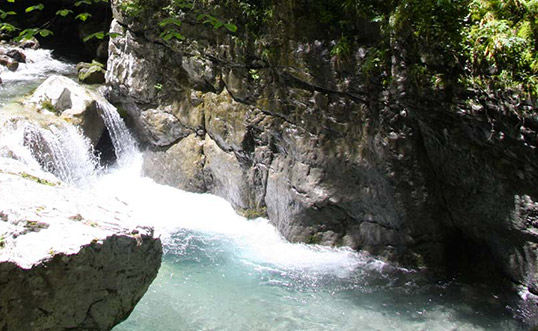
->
xmin=105 ymin=0 xmax=538 ymax=303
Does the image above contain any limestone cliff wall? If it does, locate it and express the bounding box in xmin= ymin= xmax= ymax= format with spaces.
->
xmin=105 ymin=0 xmax=538 ymax=300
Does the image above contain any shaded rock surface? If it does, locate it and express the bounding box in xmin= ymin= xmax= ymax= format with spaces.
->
xmin=0 ymin=157 xmax=162 ymax=331
xmin=105 ymin=0 xmax=538 ymax=309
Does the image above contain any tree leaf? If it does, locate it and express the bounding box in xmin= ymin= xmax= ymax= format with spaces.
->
xmin=75 ymin=13 xmax=92 ymax=21
xmin=224 ymin=23 xmax=238 ymax=33
xmin=159 ymin=17 xmax=182 ymax=28
xmin=75 ymin=0 xmax=92 ymax=6
xmin=25 ymin=4 xmax=45 ymax=13
xmin=56 ymin=9 xmax=73 ymax=17
xmin=39 ymin=29 xmax=53 ymax=37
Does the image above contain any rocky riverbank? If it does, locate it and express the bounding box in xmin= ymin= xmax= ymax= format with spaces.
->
xmin=0 ymin=73 xmax=162 ymax=330
xmin=105 ymin=0 xmax=538 ymax=312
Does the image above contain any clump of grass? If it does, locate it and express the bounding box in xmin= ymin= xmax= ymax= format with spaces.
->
xmin=40 ymin=97 xmax=58 ymax=114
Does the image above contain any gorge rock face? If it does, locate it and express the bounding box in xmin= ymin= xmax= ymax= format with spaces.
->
xmin=105 ymin=0 xmax=538 ymax=304
xmin=0 ymin=157 xmax=162 ymax=331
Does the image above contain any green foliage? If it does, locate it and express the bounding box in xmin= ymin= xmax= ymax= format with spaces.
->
xmin=196 ymin=13 xmax=237 ymax=32
xmin=0 ymin=0 xmax=111 ymax=44
xmin=40 ymin=97 xmax=58 ymax=114
xmin=330 ymin=36 xmax=351 ymax=58
xmin=464 ymin=0 xmax=538 ymax=97
xmin=56 ymin=9 xmax=74 ymax=17
xmin=15 ymin=28 xmax=54 ymax=42
xmin=75 ymin=12 xmax=92 ymax=21
xmin=0 ymin=10 xmax=16 ymax=19
xmin=25 ymin=4 xmax=44 ymax=13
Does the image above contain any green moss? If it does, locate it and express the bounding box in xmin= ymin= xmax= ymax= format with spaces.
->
xmin=0 ymin=236 xmax=5 ymax=249
xmin=306 ymin=234 xmax=322 ymax=245
xmin=40 ymin=97 xmax=58 ymax=114
xmin=20 ymin=172 xmax=58 ymax=186
xmin=238 ymin=207 xmax=267 ymax=219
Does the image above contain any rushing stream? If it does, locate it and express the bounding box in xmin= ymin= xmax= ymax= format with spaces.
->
xmin=0 ymin=49 xmax=531 ymax=330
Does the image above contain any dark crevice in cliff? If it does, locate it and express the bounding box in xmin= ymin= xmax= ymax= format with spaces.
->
xmin=281 ymin=71 xmax=368 ymax=105
xmin=413 ymin=120 xmax=457 ymax=230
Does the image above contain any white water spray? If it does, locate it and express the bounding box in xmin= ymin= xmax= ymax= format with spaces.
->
xmin=97 ymin=100 xmax=138 ymax=166
xmin=0 ymin=119 xmax=100 ymax=186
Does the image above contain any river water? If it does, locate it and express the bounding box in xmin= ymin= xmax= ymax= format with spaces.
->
xmin=0 ymin=49 xmax=530 ymax=330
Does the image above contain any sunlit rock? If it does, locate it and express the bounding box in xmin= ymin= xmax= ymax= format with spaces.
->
xmin=25 ymin=75 xmax=107 ymax=146
xmin=0 ymin=157 xmax=162 ymax=331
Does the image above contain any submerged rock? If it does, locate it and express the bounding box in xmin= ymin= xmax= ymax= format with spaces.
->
xmin=0 ymin=157 xmax=162 ymax=331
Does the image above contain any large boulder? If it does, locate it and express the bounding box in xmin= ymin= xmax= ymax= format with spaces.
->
xmin=26 ymin=75 xmax=108 ymax=146
xmin=0 ymin=157 xmax=162 ymax=330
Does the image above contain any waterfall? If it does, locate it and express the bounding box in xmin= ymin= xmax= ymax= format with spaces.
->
xmin=0 ymin=119 xmax=100 ymax=186
xmin=97 ymin=100 xmax=138 ymax=167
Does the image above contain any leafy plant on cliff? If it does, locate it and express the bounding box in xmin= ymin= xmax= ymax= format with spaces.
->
xmin=118 ymin=0 xmax=237 ymax=42
xmin=464 ymin=0 xmax=538 ymax=98
xmin=0 ymin=0 xmax=113 ymax=42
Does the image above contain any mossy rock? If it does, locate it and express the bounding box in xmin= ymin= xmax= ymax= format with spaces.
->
xmin=77 ymin=61 xmax=106 ymax=84
xmin=237 ymin=207 xmax=267 ymax=219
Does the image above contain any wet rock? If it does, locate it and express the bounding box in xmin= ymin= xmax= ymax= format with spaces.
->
xmin=25 ymin=75 xmax=107 ymax=146
xmin=142 ymin=133 xmax=206 ymax=192
xmin=18 ymin=37 xmax=40 ymax=49
xmin=0 ymin=157 xmax=162 ymax=331
xmin=6 ymin=49 xmax=26 ymax=63
xmin=0 ymin=55 xmax=19 ymax=71
xmin=106 ymin=0 xmax=538 ymax=309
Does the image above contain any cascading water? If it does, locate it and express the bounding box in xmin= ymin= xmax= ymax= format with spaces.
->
xmin=0 ymin=49 xmax=531 ymax=330
xmin=0 ymin=48 xmax=74 ymax=108
xmin=97 ymin=99 xmax=138 ymax=167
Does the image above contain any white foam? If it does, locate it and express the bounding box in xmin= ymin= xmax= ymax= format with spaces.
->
xmin=94 ymin=158 xmax=365 ymax=275
xmin=0 ymin=48 xmax=73 ymax=82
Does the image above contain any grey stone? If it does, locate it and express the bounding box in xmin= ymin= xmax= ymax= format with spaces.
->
xmin=77 ymin=61 xmax=106 ymax=84
xmin=25 ymin=75 xmax=107 ymax=147
xmin=6 ymin=49 xmax=26 ymax=63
